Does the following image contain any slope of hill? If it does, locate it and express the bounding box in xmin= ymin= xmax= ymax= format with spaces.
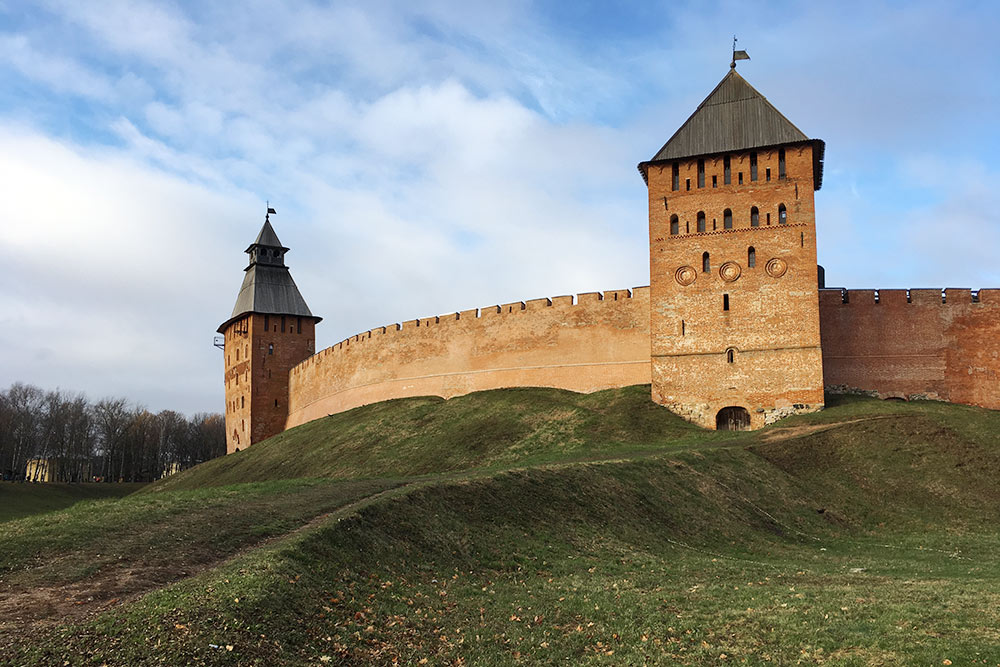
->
xmin=150 ymin=386 xmax=717 ymax=491
xmin=5 ymin=387 xmax=1000 ymax=665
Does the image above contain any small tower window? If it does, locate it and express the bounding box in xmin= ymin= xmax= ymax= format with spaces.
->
xmin=738 ymin=172 xmax=743 ymax=185
xmin=697 ymin=211 xmax=706 ymax=233
xmin=726 ymin=348 xmax=735 ymax=363
xmin=681 ymin=320 xmax=686 ymax=336
xmin=297 ymin=317 xmax=303 ymax=334
xmin=750 ymin=206 xmax=759 ymax=227
xmin=723 ymin=294 xmax=730 ymax=311
xmin=670 ymin=214 xmax=679 ymax=235
xmin=672 ymin=163 xmax=679 ymax=191
xmin=702 ymin=252 xmax=710 ymax=273
xmin=750 ymin=152 xmax=758 ymax=181
xmin=766 ymin=167 xmax=771 ymax=182
xmin=778 ymin=149 xmax=786 ymax=178
xmin=263 ymin=315 xmax=269 ymax=332
xmin=712 ymin=175 xmax=717 ymax=188
xmin=268 ymin=343 xmax=274 ymax=355
xmin=697 ymin=159 xmax=705 ymax=188
xmin=724 ymin=156 xmax=731 ymax=185
xmin=779 ymin=203 xmax=788 ymax=224
xmin=281 ymin=316 xmax=286 ymax=333
xmin=685 ymin=178 xmax=691 ymax=191
xmin=241 ymin=396 xmax=244 ymax=408
xmin=766 ymin=213 xmax=771 ymax=225
xmin=723 ymin=209 xmax=733 ymax=229
xmin=748 ymin=246 xmax=756 ymax=268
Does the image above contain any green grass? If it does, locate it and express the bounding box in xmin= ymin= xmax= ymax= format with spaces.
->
xmin=5 ymin=387 xmax=1000 ymax=665
xmin=148 ymin=386 xmax=735 ymax=492
xmin=0 ymin=482 xmax=146 ymax=523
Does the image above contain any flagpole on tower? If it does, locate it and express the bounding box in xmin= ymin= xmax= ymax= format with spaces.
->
xmin=731 ymin=35 xmax=750 ymax=69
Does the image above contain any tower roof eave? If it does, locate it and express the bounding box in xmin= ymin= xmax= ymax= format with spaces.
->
xmin=217 ymin=264 xmax=322 ymax=333
xmin=638 ymin=138 xmax=825 ymax=190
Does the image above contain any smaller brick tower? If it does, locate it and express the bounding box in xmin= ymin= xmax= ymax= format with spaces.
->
xmin=218 ymin=211 xmax=321 ymax=454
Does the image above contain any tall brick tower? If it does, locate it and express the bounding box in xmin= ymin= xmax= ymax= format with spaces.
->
xmin=639 ymin=66 xmax=826 ymax=430
xmin=218 ymin=211 xmax=321 ymax=453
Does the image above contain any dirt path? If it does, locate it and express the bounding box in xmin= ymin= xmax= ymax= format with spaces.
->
xmin=758 ymin=416 xmax=894 ymax=443
xmin=0 ymin=484 xmax=413 ymax=639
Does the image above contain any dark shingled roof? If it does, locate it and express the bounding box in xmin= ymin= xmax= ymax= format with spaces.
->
xmin=217 ymin=219 xmax=321 ymax=333
xmin=246 ymin=218 xmax=286 ymax=252
xmin=639 ymin=69 xmax=824 ymax=190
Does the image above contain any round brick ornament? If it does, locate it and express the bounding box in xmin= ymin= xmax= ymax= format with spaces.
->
xmin=675 ymin=266 xmax=697 ymax=286
xmin=765 ymin=258 xmax=788 ymax=278
xmin=719 ymin=261 xmax=742 ymax=283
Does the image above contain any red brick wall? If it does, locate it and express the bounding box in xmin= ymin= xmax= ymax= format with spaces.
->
xmin=820 ymin=288 xmax=1000 ymax=409
xmin=646 ymin=143 xmax=824 ymax=428
xmin=286 ymin=289 xmax=651 ymax=429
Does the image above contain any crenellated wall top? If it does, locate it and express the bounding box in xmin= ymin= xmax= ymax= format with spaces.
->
xmin=290 ymin=286 xmax=651 ymax=375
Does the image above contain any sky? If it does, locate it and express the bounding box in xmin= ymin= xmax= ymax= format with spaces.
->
xmin=1 ymin=1 xmax=998 ymax=415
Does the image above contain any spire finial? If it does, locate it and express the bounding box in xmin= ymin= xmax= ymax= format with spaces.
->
xmin=731 ymin=36 xmax=750 ymax=69
xmin=266 ymin=201 xmax=276 ymax=223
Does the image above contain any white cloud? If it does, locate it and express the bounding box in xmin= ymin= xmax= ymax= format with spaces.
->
xmin=0 ymin=33 xmax=114 ymax=99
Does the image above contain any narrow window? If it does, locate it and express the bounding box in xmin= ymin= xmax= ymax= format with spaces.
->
xmin=268 ymin=343 xmax=273 ymax=355
xmin=779 ymin=203 xmax=787 ymax=224
xmin=727 ymin=349 xmax=735 ymax=363
xmin=685 ymin=178 xmax=690 ymax=191
xmin=297 ymin=317 xmax=302 ymax=334
xmin=670 ymin=214 xmax=679 ymax=235
xmin=697 ymin=159 xmax=705 ymax=188
xmin=724 ymin=156 xmax=731 ymax=184
xmin=712 ymin=175 xmax=717 ymax=188
xmin=274 ymin=399 xmax=279 ymax=407
xmin=738 ymin=172 xmax=743 ymax=185
xmin=681 ymin=320 xmax=686 ymax=336
xmin=778 ymin=149 xmax=786 ymax=178
xmin=723 ymin=294 xmax=730 ymax=311
xmin=281 ymin=316 xmax=286 ymax=333
xmin=723 ymin=209 xmax=733 ymax=229
xmin=702 ymin=252 xmax=710 ymax=273
xmin=750 ymin=152 xmax=758 ymax=181
xmin=766 ymin=167 xmax=771 ymax=182
xmin=236 ymin=348 xmax=239 ymax=361
xmin=686 ymin=222 xmax=690 ymax=233
xmin=697 ymin=211 xmax=706 ymax=233
xmin=801 ymin=232 xmax=805 ymax=247
xmin=766 ymin=213 xmax=771 ymax=225
xmin=671 ymin=163 xmax=679 ymax=191
xmin=750 ymin=206 xmax=759 ymax=227
xmin=263 ymin=315 xmax=269 ymax=331
xmin=748 ymin=246 xmax=756 ymax=267
xmin=241 ymin=396 xmax=244 ymax=408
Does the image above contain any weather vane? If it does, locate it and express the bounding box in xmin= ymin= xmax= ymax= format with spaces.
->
xmin=265 ymin=201 xmax=276 ymax=221
xmin=731 ymin=35 xmax=750 ymax=69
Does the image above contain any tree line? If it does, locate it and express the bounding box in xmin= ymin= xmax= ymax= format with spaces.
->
xmin=0 ymin=383 xmax=225 ymax=483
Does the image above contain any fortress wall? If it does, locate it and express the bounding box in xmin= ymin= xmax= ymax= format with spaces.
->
xmin=285 ymin=287 xmax=652 ymax=429
xmin=819 ymin=288 xmax=1000 ymax=409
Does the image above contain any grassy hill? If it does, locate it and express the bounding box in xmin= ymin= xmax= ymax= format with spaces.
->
xmin=0 ymin=482 xmax=145 ymax=523
xmin=5 ymin=386 xmax=1000 ymax=665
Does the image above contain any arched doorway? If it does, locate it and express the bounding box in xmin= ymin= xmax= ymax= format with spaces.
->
xmin=716 ymin=406 xmax=751 ymax=431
